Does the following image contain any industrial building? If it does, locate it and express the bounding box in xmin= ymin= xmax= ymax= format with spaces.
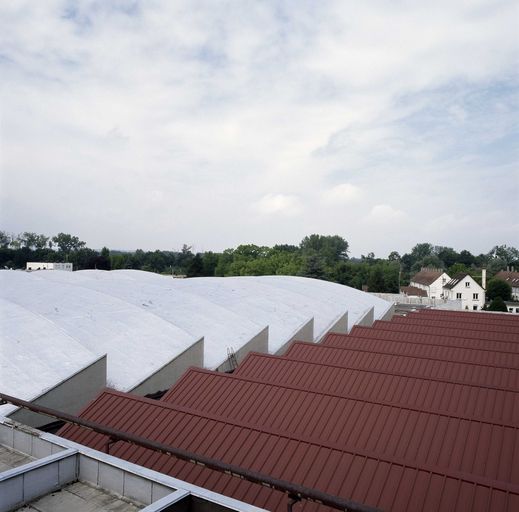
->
xmin=50 ymin=309 xmax=519 ymax=512
xmin=0 ymin=270 xmax=392 ymax=426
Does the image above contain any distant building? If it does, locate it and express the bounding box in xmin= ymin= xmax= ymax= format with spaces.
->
xmin=400 ymin=285 xmax=427 ymax=298
xmin=505 ymin=301 xmax=519 ymax=314
xmin=409 ymin=268 xmax=451 ymax=299
xmin=494 ymin=269 xmax=519 ymax=300
xmin=443 ymin=273 xmax=485 ymax=310
xmin=26 ymin=262 xmax=73 ymax=271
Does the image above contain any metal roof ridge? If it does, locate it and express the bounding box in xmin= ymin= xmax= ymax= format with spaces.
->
xmin=165 ymin=368 xmax=519 ymax=429
xmin=287 ymin=341 xmax=519 ymax=373
xmin=346 ymin=328 xmax=519 ymax=355
xmin=75 ymin=390 xmax=519 ymax=496
xmin=323 ymin=334 xmax=519 ymax=367
xmin=236 ymin=352 xmax=519 ymax=393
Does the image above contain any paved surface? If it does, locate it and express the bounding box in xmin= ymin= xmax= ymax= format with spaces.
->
xmin=0 ymin=444 xmax=35 ymax=471
xmin=16 ymin=481 xmax=143 ymax=512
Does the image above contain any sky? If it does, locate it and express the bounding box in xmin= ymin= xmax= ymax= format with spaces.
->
xmin=0 ymin=0 xmax=518 ymax=257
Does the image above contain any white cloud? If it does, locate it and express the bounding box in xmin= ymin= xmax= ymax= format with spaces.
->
xmin=368 ymin=204 xmax=406 ymax=223
xmin=252 ymin=194 xmax=303 ymax=217
xmin=0 ymin=1 xmax=517 ymax=254
xmin=323 ymin=183 xmax=363 ymax=204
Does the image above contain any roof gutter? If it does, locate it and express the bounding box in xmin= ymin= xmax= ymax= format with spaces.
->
xmin=0 ymin=392 xmax=380 ymax=512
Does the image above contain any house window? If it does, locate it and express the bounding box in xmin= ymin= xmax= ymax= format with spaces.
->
xmin=473 ymin=293 xmax=478 ymax=300
xmin=465 ymin=282 xmax=470 ymax=288
xmin=510 ymin=308 xmax=514 ymax=313
xmin=473 ymin=305 xmax=478 ymax=310
xmin=456 ymin=293 xmax=462 ymax=299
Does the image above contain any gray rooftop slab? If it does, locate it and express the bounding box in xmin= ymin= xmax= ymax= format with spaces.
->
xmin=15 ymin=481 xmax=143 ymax=512
xmin=0 ymin=445 xmax=35 ymax=472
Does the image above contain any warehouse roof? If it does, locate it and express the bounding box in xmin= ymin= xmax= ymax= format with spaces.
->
xmin=1 ymin=270 xmax=198 ymax=392
xmin=0 ymin=298 xmax=103 ymax=417
xmin=59 ymin=388 xmax=519 ymax=512
xmin=57 ymin=309 xmax=519 ymax=511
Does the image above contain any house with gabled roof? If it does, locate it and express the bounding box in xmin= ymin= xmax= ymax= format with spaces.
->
xmin=442 ymin=272 xmax=485 ymax=310
xmin=409 ymin=268 xmax=451 ymax=299
xmin=495 ymin=269 xmax=519 ymax=300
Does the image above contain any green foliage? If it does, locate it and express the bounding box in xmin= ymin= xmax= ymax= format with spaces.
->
xmin=486 ymin=279 xmax=512 ymax=302
xmin=52 ymin=233 xmax=86 ymax=253
xmin=300 ymin=234 xmax=349 ymax=265
xmin=488 ymin=296 xmax=508 ymax=312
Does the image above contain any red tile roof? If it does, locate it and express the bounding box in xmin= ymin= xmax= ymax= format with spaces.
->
xmin=387 ymin=316 xmax=519 ymax=335
xmin=234 ymin=352 xmax=519 ymax=424
xmin=348 ymin=325 xmax=519 ymax=354
xmin=400 ymin=286 xmax=428 ymax=297
xmin=495 ymin=271 xmax=519 ymax=287
xmin=413 ymin=309 xmax=519 ymax=326
xmin=59 ymin=389 xmax=519 ymax=512
xmin=58 ymin=309 xmax=519 ymax=512
xmin=409 ymin=269 xmax=445 ymax=286
xmin=371 ymin=319 xmax=518 ymax=343
xmin=321 ymin=333 xmax=519 ymax=368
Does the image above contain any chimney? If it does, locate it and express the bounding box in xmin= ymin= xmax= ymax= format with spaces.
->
xmin=482 ymin=268 xmax=487 ymax=290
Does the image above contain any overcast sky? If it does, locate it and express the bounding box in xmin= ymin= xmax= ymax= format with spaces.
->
xmin=1 ymin=1 xmax=518 ymax=257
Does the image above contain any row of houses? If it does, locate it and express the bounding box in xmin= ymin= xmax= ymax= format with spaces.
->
xmin=403 ymin=267 xmax=519 ymax=311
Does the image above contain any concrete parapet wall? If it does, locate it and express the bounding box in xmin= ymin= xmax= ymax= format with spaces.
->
xmin=275 ymin=318 xmax=314 ymax=356
xmin=216 ymin=326 xmax=269 ymax=373
xmin=9 ymin=355 xmax=107 ymax=428
xmin=357 ymin=307 xmax=374 ymax=327
xmin=131 ymin=337 xmax=204 ymax=396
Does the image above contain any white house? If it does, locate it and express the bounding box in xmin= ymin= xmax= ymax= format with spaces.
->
xmin=26 ymin=262 xmax=73 ymax=271
xmin=442 ymin=273 xmax=485 ymax=310
xmin=409 ymin=268 xmax=451 ymax=299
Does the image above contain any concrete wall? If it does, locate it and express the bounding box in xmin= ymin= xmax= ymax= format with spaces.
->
xmin=380 ymin=303 xmax=395 ymax=321
xmin=356 ymin=307 xmax=374 ymax=327
xmin=275 ymin=317 xmax=314 ymax=356
xmin=216 ymin=326 xmax=269 ymax=373
xmin=131 ymin=337 xmax=204 ymax=396
xmin=9 ymin=356 xmax=107 ymax=428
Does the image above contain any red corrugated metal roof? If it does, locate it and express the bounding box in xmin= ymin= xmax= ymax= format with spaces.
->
xmin=161 ymin=368 xmax=518 ymax=436
xmin=418 ymin=309 xmax=519 ymax=324
xmin=59 ymin=389 xmax=519 ymax=512
xmin=347 ymin=325 xmax=519 ymax=353
xmin=321 ymin=333 xmax=519 ymax=368
xmin=283 ymin=342 xmax=519 ymax=390
xmin=56 ymin=310 xmax=519 ymax=512
xmin=371 ymin=320 xmax=518 ymax=343
xmin=388 ymin=316 xmax=519 ymax=335
xmin=234 ymin=352 xmax=519 ymax=424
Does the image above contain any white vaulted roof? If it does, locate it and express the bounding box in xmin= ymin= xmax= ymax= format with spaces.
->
xmin=1 ymin=269 xmax=392 ymax=410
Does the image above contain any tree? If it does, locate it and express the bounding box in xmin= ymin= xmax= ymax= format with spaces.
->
xmin=186 ymin=254 xmax=204 ymax=277
xmin=367 ymin=266 xmax=385 ymax=292
xmin=300 ymin=234 xmax=349 ymax=265
xmin=300 ymin=254 xmax=326 ymax=279
xmin=488 ymin=296 xmax=508 ymax=312
xmin=52 ymin=233 xmax=86 ymax=253
xmin=486 ymin=279 xmax=512 ymax=302
xmin=388 ymin=251 xmax=401 ymax=262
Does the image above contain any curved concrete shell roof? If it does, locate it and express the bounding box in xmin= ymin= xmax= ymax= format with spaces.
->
xmin=1 ymin=270 xmax=198 ymax=392
xmin=0 ymin=298 xmax=103 ymax=417
xmin=1 ymin=269 xmax=392 ymax=415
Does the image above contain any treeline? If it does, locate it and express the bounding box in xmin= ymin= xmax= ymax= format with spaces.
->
xmin=1 ymin=231 xmax=518 ymax=293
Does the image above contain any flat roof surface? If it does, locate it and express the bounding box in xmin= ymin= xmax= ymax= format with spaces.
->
xmin=0 ymin=445 xmax=35 ymax=472
xmin=15 ymin=481 xmax=143 ymax=512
